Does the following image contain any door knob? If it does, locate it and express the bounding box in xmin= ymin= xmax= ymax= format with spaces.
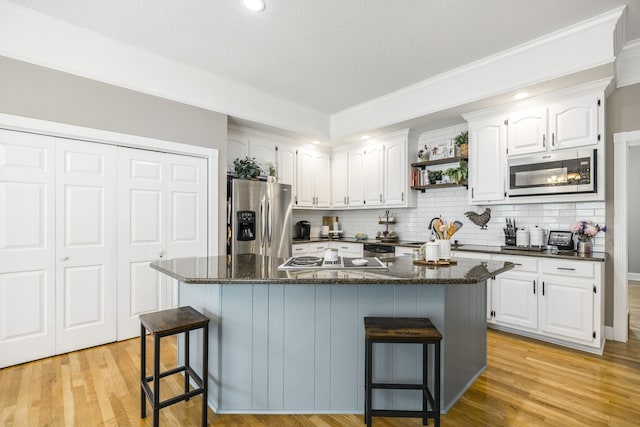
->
xmin=61 ymin=256 xmax=69 ymax=261
xmin=159 ymin=250 xmax=165 ymax=258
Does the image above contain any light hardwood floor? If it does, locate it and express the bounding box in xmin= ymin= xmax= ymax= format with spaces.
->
xmin=2 ymin=289 xmax=639 ymax=427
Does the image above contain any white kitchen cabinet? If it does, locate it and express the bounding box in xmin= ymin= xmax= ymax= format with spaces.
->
xmin=363 ymin=144 xmax=384 ymax=207
xmin=307 ymin=241 xmax=330 ymax=257
xmin=277 ymin=144 xmax=296 ymax=189
xmin=295 ymin=148 xmax=330 ymax=209
xmin=384 ymin=136 xmax=409 ymax=207
xmin=395 ymin=246 xmax=416 ymax=257
xmin=491 ymin=271 xmax=538 ymax=331
xmin=507 ymin=107 xmax=548 ymax=156
xmin=331 ymin=150 xmax=349 ymax=207
xmin=228 ymin=134 xmax=249 ymax=172
xmin=548 ymin=94 xmax=600 ymax=150
xmin=347 ymin=149 xmax=365 ymax=207
xmin=329 ymin=241 xmax=363 ymax=258
xmin=249 ymin=136 xmax=277 ymax=175
xmin=466 ymin=115 xmax=506 ymax=204
xmin=538 ymin=258 xmax=601 ymax=345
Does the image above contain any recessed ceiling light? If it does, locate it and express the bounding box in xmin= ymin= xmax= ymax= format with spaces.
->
xmin=310 ymin=140 xmax=320 ymax=145
xmin=512 ymin=92 xmax=530 ymax=100
xmin=361 ymin=135 xmax=370 ymax=140
xmin=243 ymin=0 xmax=265 ymax=12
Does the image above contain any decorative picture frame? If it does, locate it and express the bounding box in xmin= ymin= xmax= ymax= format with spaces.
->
xmin=427 ymin=138 xmax=455 ymax=160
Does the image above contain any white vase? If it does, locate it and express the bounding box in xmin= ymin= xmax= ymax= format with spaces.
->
xmin=577 ymin=240 xmax=593 ymax=254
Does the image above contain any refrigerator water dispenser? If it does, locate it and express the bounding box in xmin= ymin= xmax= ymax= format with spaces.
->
xmin=237 ymin=211 xmax=256 ymax=241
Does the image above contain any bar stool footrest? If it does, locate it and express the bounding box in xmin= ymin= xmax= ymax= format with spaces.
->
xmin=371 ymin=382 xmax=425 ymax=390
xmin=370 ymin=409 xmax=437 ymax=418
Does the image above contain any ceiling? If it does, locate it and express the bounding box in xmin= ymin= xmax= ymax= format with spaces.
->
xmin=5 ymin=0 xmax=640 ymax=141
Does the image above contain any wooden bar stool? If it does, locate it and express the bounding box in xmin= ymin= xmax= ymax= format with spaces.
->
xmin=364 ymin=317 xmax=442 ymax=427
xmin=140 ymin=306 xmax=209 ymax=427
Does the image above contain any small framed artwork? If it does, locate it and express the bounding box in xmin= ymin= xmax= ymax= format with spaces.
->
xmin=428 ymin=138 xmax=455 ymax=160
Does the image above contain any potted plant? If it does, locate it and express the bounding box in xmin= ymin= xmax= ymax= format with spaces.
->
xmin=266 ymin=161 xmax=277 ymax=182
xmin=457 ymin=159 xmax=468 ymax=184
xmin=443 ymin=167 xmax=459 ymax=184
xmin=428 ymin=170 xmax=442 ymax=185
xmin=454 ymin=131 xmax=469 ymax=158
xmin=233 ymin=156 xmax=262 ymax=179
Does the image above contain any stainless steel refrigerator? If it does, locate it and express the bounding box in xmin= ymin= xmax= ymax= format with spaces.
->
xmin=228 ymin=179 xmax=292 ymax=258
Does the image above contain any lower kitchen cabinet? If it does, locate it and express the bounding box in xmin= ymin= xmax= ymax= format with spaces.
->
xmin=456 ymin=250 xmax=604 ymax=353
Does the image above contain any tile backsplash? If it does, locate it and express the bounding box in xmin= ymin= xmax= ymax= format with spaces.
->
xmin=293 ymin=123 xmax=606 ymax=252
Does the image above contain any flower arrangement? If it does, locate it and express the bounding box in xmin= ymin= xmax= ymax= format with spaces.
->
xmin=571 ymin=220 xmax=606 ymax=242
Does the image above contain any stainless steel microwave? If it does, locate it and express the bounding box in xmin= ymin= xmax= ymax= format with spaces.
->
xmin=507 ymin=149 xmax=596 ymax=197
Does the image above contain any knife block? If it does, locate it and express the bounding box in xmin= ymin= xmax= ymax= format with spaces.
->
xmin=504 ymin=236 xmax=516 ymax=246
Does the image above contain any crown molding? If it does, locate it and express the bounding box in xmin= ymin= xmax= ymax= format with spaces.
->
xmin=0 ymin=1 xmax=330 ymax=139
xmin=330 ymin=6 xmax=625 ymax=140
xmin=616 ymin=38 xmax=640 ymax=88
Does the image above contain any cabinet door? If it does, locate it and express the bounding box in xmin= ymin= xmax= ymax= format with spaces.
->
xmin=539 ymin=275 xmax=594 ymax=343
xmin=117 ymin=148 xmax=168 ymax=340
xmin=314 ymin=153 xmax=331 ymax=208
xmin=364 ymin=144 xmax=384 ymax=207
xmin=0 ymin=130 xmax=56 ymax=368
xmin=493 ymin=271 xmax=538 ymax=331
xmin=347 ymin=150 xmax=365 ymax=207
xmin=55 ymin=139 xmax=117 ymax=354
xmin=228 ymin=135 xmax=249 ymax=173
xmin=384 ymin=139 xmax=408 ymax=206
xmin=331 ymin=151 xmax=349 ymax=208
xmin=468 ymin=118 xmax=505 ymax=203
xmin=507 ymin=107 xmax=547 ymax=156
xmin=277 ymin=145 xmax=296 ymax=191
xmin=249 ymin=137 xmax=277 ymax=175
xmin=549 ymin=95 xmax=600 ymax=150
xmin=295 ymin=150 xmax=315 ymax=207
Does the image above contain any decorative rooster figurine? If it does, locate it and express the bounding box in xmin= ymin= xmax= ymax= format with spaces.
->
xmin=464 ymin=208 xmax=491 ymax=230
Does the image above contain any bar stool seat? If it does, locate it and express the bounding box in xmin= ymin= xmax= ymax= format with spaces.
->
xmin=140 ymin=306 xmax=209 ymax=427
xmin=364 ymin=317 xmax=442 ymax=427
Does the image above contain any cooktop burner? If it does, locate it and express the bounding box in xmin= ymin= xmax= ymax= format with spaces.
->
xmin=278 ymin=256 xmax=387 ymax=270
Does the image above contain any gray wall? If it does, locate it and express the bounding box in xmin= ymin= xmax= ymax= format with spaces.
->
xmin=0 ymin=56 xmax=228 ymax=254
xmin=606 ymin=82 xmax=640 ymax=324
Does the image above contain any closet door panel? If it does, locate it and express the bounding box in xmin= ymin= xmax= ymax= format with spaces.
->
xmin=0 ymin=130 xmax=56 ymax=368
xmin=55 ymin=139 xmax=117 ymax=354
xmin=117 ymin=148 xmax=167 ymax=340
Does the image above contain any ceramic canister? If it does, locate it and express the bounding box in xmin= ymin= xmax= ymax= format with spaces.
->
xmin=530 ymin=226 xmax=545 ymax=247
xmin=439 ymin=239 xmax=451 ymax=260
xmin=425 ymin=241 xmax=440 ymax=262
xmin=516 ymin=227 xmax=530 ymax=247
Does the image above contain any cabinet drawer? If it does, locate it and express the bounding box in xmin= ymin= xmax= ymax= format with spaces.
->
xmin=492 ymin=254 xmax=537 ymax=273
xmin=395 ymin=246 xmax=416 ymax=257
xmin=540 ymin=259 xmax=594 ymax=278
xmin=452 ymin=250 xmax=491 ymax=260
xmin=292 ymin=244 xmax=309 ymax=255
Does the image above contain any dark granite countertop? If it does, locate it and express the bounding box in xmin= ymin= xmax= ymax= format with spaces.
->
xmin=293 ymin=238 xmax=606 ymax=262
xmin=150 ymin=254 xmax=514 ymax=285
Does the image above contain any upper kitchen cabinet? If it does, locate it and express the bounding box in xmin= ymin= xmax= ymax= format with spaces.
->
xmin=248 ymin=136 xmax=277 ymax=174
xmin=227 ymin=133 xmax=249 ymax=172
xmin=363 ymin=143 xmax=384 ymax=207
xmin=277 ymin=144 xmax=296 ymax=190
xmin=465 ymin=114 xmax=506 ymax=204
xmin=548 ymin=94 xmax=600 ymax=150
xmin=331 ymin=150 xmax=349 ymax=208
xmin=347 ymin=149 xmax=366 ymax=207
xmin=381 ymin=129 xmax=416 ymax=207
xmin=296 ymin=148 xmax=330 ymax=208
xmin=507 ymin=107 xmax=547 ymax=156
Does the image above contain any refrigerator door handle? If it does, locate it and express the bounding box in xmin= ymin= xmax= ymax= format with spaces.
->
xmin=260 ymin=197 xmax=266 ymax=250
xmin=267 ymin=199 xmax=272 ymax=247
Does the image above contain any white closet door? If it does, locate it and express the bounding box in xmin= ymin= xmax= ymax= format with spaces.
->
xmin=165 ymin=154 xmax=208 ymax=307
xmin=0 ymin=130 xmax=56 ymax=368
xmin=117 ymin=148 xmax=167 ymax=340
xmin=55 ymin=139 xmax=117 ymax=353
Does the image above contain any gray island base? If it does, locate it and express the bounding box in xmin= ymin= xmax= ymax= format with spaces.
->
xmin=151 ymin=254 xmax=513 ymax=415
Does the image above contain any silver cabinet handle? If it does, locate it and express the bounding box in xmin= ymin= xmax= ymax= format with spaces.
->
xmin=557 ymin=267 xmax=576 ymax=271
xmin=552 ymin=132 xmax=556 ymax=146
xmin=543 ymin=134 xmax=546 ymax=147
xmin=401 ymin=192 xmax=404 ymax=202
xmin=379 ymin=194 xmax=382 ymax=202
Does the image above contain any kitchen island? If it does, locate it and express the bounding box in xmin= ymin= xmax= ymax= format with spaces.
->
xmin=150 ymin=254 xmax=513 ymax=415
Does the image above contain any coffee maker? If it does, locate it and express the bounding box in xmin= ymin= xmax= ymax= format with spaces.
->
xmin=295 ymin=221 xmax=311 ymax=240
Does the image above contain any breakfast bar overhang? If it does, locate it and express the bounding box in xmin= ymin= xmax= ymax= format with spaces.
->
xmin=150 ymin=254 xmax=513 ymax=414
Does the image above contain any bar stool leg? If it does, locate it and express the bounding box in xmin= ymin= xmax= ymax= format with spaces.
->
xmin=422 ymin=342 xmax=428 ymax=426
xmin=140 ymin=324 xmax=146 ymax=419
xmin=153 ymin=335 xmax=160 ymax=427
xmin=202 ymin=323 xmax=209 ymax=427
xmin=434 ymin=340 xmax=441 ymax=427
xmin=365 ymin=339 xmax=373 ymax=427
xmin=185 ymin=330 xmax=190 ymax=400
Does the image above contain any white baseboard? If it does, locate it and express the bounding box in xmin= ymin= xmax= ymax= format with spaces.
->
xmin=629 ymin=272 xmax=640 ymax=281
